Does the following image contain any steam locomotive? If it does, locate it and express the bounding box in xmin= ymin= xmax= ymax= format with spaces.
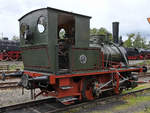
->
xmin=126 ymin=48 xmax=150 ymax=60
xmin=0 ymin=37 xmax=21 ymax=61
xmin=2 ymin=7 xmax=146 ymax=105
xmin=139 ymin=49 xmax=150 ymax=59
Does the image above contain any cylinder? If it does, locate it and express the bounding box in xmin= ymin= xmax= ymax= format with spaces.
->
xmin=112 ymin=22 xmax=119 ymax=44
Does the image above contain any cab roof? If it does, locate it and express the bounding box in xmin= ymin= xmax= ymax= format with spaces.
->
xmin=19 ymin=7 xmax=91 ymax=21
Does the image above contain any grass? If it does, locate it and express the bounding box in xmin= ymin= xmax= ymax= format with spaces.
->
xmin=123 ymin=83 xmax=150 ymax=94
xmin=92 ymin=111 xmax=112 ymax=113
xmin=136 ymin=105 xmax=150 ymax=113
xmin=8 ymin=64 xmax=24 ymax=70
xmin=92 ymin=92 xmax=150 ymax=113
xmin=139 ymin=60 xmax=150 ymax=66
xmin=114 ymin=94 xmax=150 ymax=111
xmin=114 ymin=83 xmax=150 ymax=111
xmin=131 ymin=60 xmax=150 ymax=66
xmin=91 ymin=83 xmax=150 ymax=113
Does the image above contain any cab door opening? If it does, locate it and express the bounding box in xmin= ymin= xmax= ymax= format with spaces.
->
xmin=57 ymin=14 xmax=75 ymax=70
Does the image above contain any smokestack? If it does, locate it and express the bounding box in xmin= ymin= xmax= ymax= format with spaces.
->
xmin=112 ymin=22 xmax=119 ymax=44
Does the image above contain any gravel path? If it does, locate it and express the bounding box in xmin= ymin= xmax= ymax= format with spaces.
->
xmin=0 ymin=87 xmax=47 ymax=107
xmin=0 ymin=88 xmax=31 ymax=107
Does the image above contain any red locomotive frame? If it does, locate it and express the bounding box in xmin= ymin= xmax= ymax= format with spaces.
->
xmin=23 ymin=57 xmax=143 ymax=105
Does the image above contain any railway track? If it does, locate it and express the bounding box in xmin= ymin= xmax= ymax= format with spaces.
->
xmin=0 ymin=82 xmax=20 ymax=90
xmin=0 ymin=87 xmax=150 ymax=113
xmin=0 ymin=71 xmax=19 ymax=80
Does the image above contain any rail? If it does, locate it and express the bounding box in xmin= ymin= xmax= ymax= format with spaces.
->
xmin=0 ymin=70 xmax=20 ymax=80
xmin=0 ymin=82 xmax=20 ymax=90
xmin=0 ymin=87 xmax=150 ymax=113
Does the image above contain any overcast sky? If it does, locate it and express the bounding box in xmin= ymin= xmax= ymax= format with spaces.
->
xmin=0 ymin=0 xmax=150 ymax=41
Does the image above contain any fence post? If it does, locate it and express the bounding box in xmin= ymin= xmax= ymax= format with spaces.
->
xmin=7 ymin=65 xmax=9 ymax=71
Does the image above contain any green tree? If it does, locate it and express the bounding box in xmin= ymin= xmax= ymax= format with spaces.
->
xmin=97 ymin=27 xmax=109 ymax=35
xmin=12 ymin=35 xmax=20 ymax=41
xmin=132 ymin=33 xmax=147 ymax=49
xmin=123 ymin=32 xmax=148 ymax=49
xmin=133 ymin=33 xmax=142 ymax=48
xmin=147 ymin=41 xmax=150 ymax=49
xmin=123 ymin=33 xmax=135 ymax=47
xmin=90 ymin=28 xmax=98 ymax=35
xmin=90 ymin=27 xmax=112 ymax=41
xmin=141 ymin=37 xmax=147 ymax=49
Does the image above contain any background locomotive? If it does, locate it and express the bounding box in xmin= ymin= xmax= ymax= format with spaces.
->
xmin=3 ymin=7 xmax=146 ymax=105
xmin=125 ymin=48 xmax=141 ymax=60
xmin=139 ymin=49 xmax=150 ymax=59
xmin=125 ymin=47 xmax=150 ymax=60
xmin=0 ymin=37 xmax=21 ymax=61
